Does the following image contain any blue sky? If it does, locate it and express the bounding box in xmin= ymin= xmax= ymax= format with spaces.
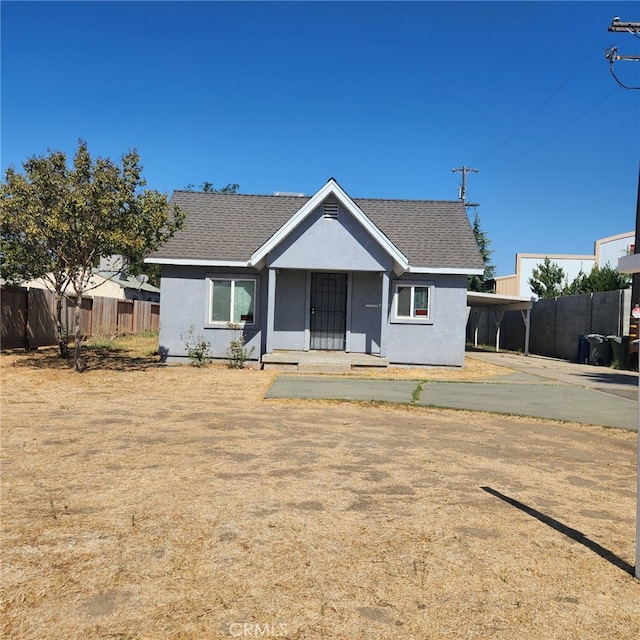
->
xmin=2 ymin=1 xmax=639 ymax=277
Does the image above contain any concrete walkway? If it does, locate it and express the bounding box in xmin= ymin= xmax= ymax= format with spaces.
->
xmin=265 ymin=351 xmax=639 ymax=432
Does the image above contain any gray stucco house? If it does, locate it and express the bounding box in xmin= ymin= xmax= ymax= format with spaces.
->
xmin=147 ymin=178 xmax=484 ymax=367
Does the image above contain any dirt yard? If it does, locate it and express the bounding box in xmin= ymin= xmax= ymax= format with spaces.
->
xmin=1 ymin=349 xmax=638 ymax=639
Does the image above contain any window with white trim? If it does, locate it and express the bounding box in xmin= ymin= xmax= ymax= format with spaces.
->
xmin=209 ymin=278 xmax=256 ymax=325
xmin=392 ymin=281 xmax=433 ymax=323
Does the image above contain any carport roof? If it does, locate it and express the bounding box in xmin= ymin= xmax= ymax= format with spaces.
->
xmin=467 ymin=291 xmax=533 ymax=312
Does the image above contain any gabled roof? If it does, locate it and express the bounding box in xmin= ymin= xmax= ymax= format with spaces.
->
xmin=249 ymin=178 xmax=408 ymax=273
xmin=147 ymin=179 xmax=484 ymax=274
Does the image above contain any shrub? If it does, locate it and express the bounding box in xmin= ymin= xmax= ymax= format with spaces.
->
xmin=227 ymin=323 xmax=255 ymax=368
xmin=181 ymin=325 xmax=211 ymax=366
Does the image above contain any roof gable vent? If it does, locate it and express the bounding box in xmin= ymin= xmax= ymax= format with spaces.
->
xmin=323 ymin=201 xmax=339 ymax=219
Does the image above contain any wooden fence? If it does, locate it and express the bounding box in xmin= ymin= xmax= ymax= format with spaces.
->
xmin=1 ymin=286 xmax=159 ymax=349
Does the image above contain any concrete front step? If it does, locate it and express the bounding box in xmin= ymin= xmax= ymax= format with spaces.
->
xmin=261 ymin=350 xmax=389 ymax=373
xmin=297 ymin=363 xmax=352 ymax=374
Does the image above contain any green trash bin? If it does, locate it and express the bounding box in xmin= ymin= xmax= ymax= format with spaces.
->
xmin=606 ymin=335 xmax=629 ymax=366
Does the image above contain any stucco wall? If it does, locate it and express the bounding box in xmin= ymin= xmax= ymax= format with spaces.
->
xmin=159 ymin=265 xmax=263 ymax=363
xmin=386 ymin=274 xmax=469 ymax=367
xmin=348 ymin=272 xmax=383 ymax=354
xmin=268 ymin=203 xmax=392 ymax=272
xmin=272 ymin=270 xmax=307 ymax=351
xmin=160 ymin=265 xmax=470 ymax=366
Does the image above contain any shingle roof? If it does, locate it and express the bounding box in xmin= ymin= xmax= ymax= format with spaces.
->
xmin=150 ymin=189 xmax=484 ymax=270
xmin=353 ymin=197 xmax=484 ymax=270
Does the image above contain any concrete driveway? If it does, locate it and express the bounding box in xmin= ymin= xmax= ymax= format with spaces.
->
xmin=469 ymin=350 xmax=639 ymax=400
xmin=266 ymin=351 xmax=639 ymax=431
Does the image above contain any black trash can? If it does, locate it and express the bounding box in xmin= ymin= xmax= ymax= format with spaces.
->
xmin=577 ymin=335 xmax=590 ymax=364
xmin=606 ymin=335 xmax=629 ymax=366
xmin=586 ymin=334 xmax=612 ymax=366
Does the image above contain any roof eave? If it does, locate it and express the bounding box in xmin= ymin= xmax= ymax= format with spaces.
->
xmin=407 ymin=266 xmax=485 ymax=276
xmin=145 ymin=258 xmax=251 ymax=268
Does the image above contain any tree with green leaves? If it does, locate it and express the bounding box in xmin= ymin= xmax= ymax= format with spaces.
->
xmin=467 ymin=211 xmax=496 ymax=292
xmin=581 ymin=263 xmax=630 ymax=292
xmin=562 ymin=269 xmax=589 ymax=296
xmin=528 ymin=258 xmax=630 ymax=298
xmin=563 ymin=263 xmax=630 ymax=295
xmin=184 ymin=181 xmax=239 ymax=194
xmin=0 ymin=140 xmax=185 ymax=371
xmin=528 ymin=257 xmax=566 ymax=298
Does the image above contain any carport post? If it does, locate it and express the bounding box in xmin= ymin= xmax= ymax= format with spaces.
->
xmin=492 ymin=310 xmax=505 ymax=352
xmin=617 ymin=252 xmax=640 ymax=579
xmin=467 ymin=293 xmax=533 ymax=356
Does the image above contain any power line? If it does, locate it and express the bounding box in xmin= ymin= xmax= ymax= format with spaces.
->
xmin=481 ymin=84 xmax=622 ymax=171
xmin=472 ymin=32 xmax=606 ymax=167
xmin=609 ymin=63 xmax=640 ymax=90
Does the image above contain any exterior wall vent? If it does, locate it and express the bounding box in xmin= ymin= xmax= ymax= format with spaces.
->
xmin=323 ymin=201 xmax=339 ymax=219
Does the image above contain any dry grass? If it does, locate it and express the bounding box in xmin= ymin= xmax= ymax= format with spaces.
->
xmin=1 ymin=340 xmax=638 ymax=639
xmin=350 ymin=355 xmax=513 ymax=381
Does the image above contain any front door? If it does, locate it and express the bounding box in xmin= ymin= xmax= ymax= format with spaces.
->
xmin=310 ymin=272 xmax=347 ymax=350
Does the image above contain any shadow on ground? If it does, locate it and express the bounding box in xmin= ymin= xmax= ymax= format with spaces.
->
xmin=581 ymin=369 xmax=638 ymax=387
xmin=481 ymin=486 xmax=635 ymax=577
xmin=5 ymin=347 xmax=159 ymax=372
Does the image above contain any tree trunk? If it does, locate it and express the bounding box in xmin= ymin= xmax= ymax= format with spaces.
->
xmin=54 ymin=291 xmax=68 ymax=358
xmin=73 ymin=291 xmax=84 ymax=372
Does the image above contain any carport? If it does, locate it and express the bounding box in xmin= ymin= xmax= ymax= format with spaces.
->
xmin=467 ymin=291 xmax=534 ymax=355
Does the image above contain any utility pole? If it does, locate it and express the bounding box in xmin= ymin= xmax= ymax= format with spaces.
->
xmin=607 ymin=16 xmax=640 ymax=581
xmin=607 ymin=17 xmax=640 ymax=316
xmin=606 ymin=18 xmax=640 ymax=90
xmin=452 ymin=166 xmax=479 ymax=207
xmin=607 ymin=17 xmax=640 ymax=38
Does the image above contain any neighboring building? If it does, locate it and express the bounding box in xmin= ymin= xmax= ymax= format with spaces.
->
xmin=595 ymin=231 xmax=634 ymax=268
xmin=22 ymin=255 xmax=160 ymax=302
xmin=92 ymin=255 xmax=161 ymax=302
xmin=90 ymin=271 xmax=160 ymax=302
xmin=147 ymin=178 xmax=484 ymax=367
xmin=495 ymin=231 xmax=634 ymax=297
